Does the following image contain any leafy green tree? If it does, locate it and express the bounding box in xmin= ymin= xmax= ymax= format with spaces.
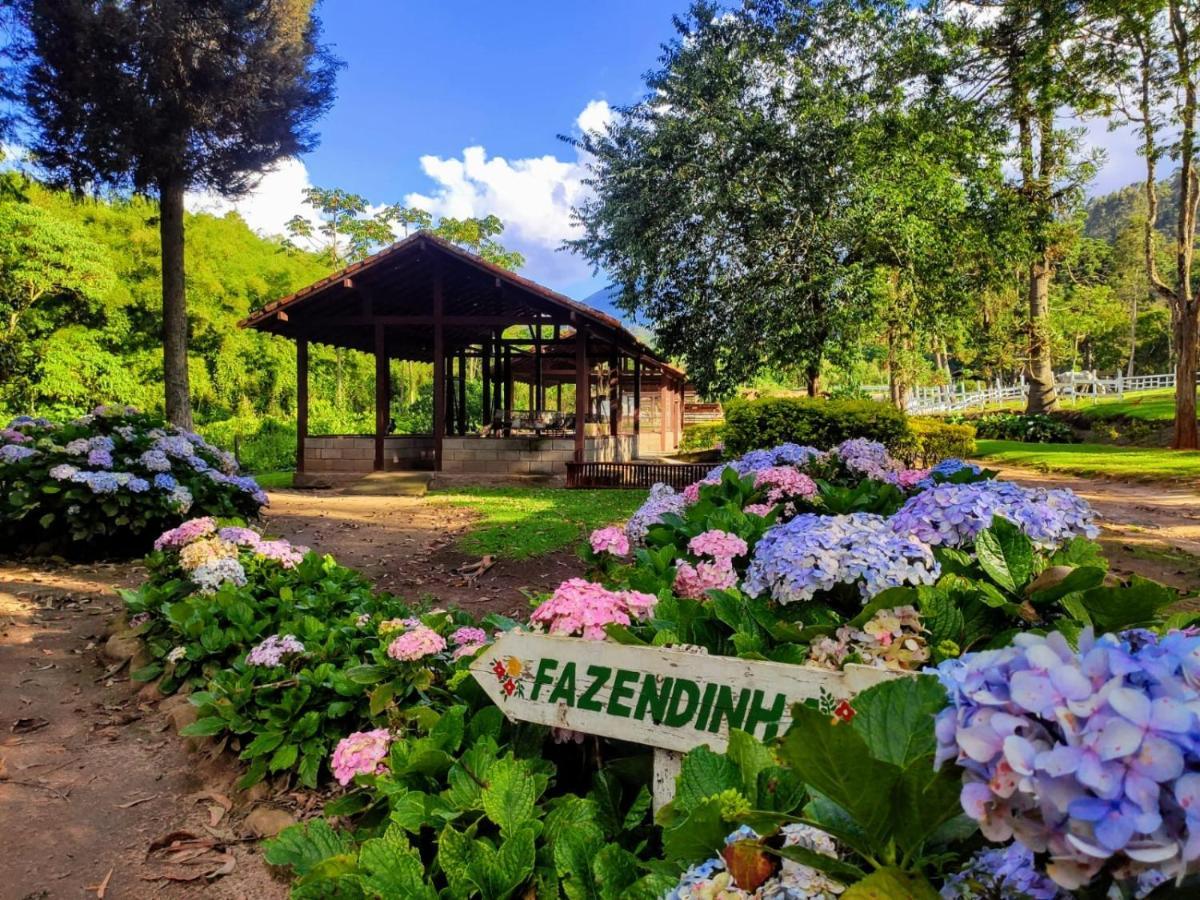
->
xmin=942 ymin=0 xmax=1103 ymax=414
xmin=1090 ymin=0 xmax=1200 ymax=447
xmin=16 ymin=0 xmax=338 ymax=428
xmin=0 ymin=183 xmax=115 ymax=405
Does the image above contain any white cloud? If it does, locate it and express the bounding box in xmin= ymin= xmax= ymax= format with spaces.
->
xmin=184 ymin=99 xmax=615 ymax=292
xmin=186 ymin=157 xmax=318 ymax=238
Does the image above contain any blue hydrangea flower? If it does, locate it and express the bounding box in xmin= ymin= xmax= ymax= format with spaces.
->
xmin=83 ymin=471 xmax=120 ymax=494
xmin=744 ymin=513 xmax=939 ymax=605
xmin=153 ymin=473 xmax=177 ymax=491
xmin=933 ymin=628 xmax=1200 ymax=891
xmin=127 ymin=477 xmax=150 ymax=493
xmin=139 ymin=449 xmax=172 ymax=472
xmin=890 ymin=481 xmax=1097 ymax=550
xmin=940 ymin=844 xmax=1065 ymax=899
xmin=0 ymin=444 xmax=38 ymax=464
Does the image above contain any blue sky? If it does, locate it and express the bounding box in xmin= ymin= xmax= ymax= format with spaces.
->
xmin=194 ymin=0 xmax=687 ymax=301
xmin=195 ymin=0 xmax=1143 ymax=301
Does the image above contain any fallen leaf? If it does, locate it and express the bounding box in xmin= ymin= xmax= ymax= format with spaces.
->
xmin=116 ymin=793 xmax=159 ymax=808
xmin=85 ymin=867 xmax=113 ymax=898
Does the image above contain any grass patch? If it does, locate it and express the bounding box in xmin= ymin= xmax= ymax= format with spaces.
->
xmin=253 ymin=470 xmax=295 ymax=490
xmin=429 ymin=486 xmax=644 ymax=560
xmin=964 ymin=388 xmax=1188 ymax=423
xmin=976 ymin=439 xmax=1200 ymax=482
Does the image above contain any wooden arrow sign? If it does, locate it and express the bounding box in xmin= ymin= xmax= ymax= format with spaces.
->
xmin=470 ymin=631 xmax=903 ymax=754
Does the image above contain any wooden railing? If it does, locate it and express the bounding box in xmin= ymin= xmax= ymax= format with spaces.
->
xmin=566 ymin=461 xmax=712 ymax=489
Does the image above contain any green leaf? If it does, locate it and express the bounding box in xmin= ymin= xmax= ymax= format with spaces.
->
xmin=850 ymin=675 xmax=945 ymax=768
xmin=554 ymin=826 xmax=606 ymax=900
xmin=778 ymin=704 xmax=900 ymax=844
xmin=262 ymin=819 xmax=353 ymax=876
xmin=356 ymin=824 xmax=438 ymax=899
xmin=298 ymin=749 xmax=322 ymax=788
xmin=974 ymin=517 xmax=1035 ymax=593
xmin=1027 ymin=565 xmax=1105 ymax=605
xmin=131 ymin=662 xmax=163 ymax=683
xmin=344 ymin=664 xmax=388 ymax=684
xmin=240 ymin=730 xmax=285 ymax=759
xmin=469 ymin=825 xmax=538 ymax=899
xmin=1081 ymin=576 xmax=1178 ymax=632
xmin=841 ymin=867 xmax=939 ymax=900
xmin=179 ymin=716 xmax=227 ymax=737
xmin=482 ymin=757 xmax=541 ymax=838
xmin=269 ymin=743 xmax=299 ymax=772
xmin=675 ymin=746 xmax=741 ymax=812
xmin=603 ymin=623 xmax=649 ymax=645
xmin=771 ymin=844 xmax=866 ymax=884
xmin=622 ymin=786 xmax=653 ymax=832
xmin=725 ymin=729 xmax=775 ymax=805
xmin=592 ymin=843 xmax=641 ymax=899
xmin=658 ymin=796 xmax=727 ymax=864
xmin=435 ymin=824 xmax=477 ymax=898
xmin=890 ymin=758 xmax=965 ymax=855
xmin=368 ymin=681 xmax=395 ymax=716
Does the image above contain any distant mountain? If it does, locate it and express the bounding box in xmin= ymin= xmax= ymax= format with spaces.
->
xmin=581 ymin=283 xmax=658 ymax=346
xmin=1085 ymin=173 xmax=1179 ymax=242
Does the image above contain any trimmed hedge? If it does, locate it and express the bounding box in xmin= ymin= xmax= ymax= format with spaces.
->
xmin=679 ymin=420 xmax=725 ymax=452
xmin=723 ymin=397 xmax=909 ymax=456
xmin=899 ymin=418 xmax=977 ymax=466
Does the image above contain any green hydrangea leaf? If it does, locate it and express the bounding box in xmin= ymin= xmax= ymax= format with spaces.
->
xmin=262 ymin=819 xmax=354 ymax=877
xmin=482 ymin=757 xmax=541 ymax=837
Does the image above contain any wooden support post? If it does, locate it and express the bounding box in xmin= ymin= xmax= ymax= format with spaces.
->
xmin=482 ymin=337 xmax=492 ymax=429
xmin=374 ymin=324 xmax=387 ymax=471
xmin=534 ymin=324 xmax=544 ymax=414
xmin=445 ymin=353 xmax=456 ymax=436
xmin=503 ymin=345 xmax=513 ymax=436
xmin=659 ymin=372 xmax=669 ymax=452
xmin=457 ymin=347 xmax=468 ymax=435
xmin=575 ymin=326 xmax=588 ymax=463
xmin=609 ymin=349 xmax=621 ymax=437
xmin=633 ymin=355 xmax=641 ymax=439
xmin=296 ymin=338 xmax=308 ymax=473
xmin=432 ymin=268 xmax=445 ymax=471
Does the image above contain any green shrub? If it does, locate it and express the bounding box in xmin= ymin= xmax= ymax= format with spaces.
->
xmin=201 ymin=415 xmax=296 ymax=474
xmin=900 ymin=418 xmax=977 ymax=466
xmin=1 ymin=406 xmax=266 ymax=556
xmin=679 ymin=420 xmax=724 ymax=452
xmin=722 ymin=397 xmax=909 ymax=456
xmin=958 ymin=412 xmax=1076 ymax=444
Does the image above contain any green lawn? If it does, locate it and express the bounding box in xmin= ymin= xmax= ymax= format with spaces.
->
xmin=429 ymin=486 xmax=644 ymax=559
xmin=969 ymin=387 xmax=1186 ymax=422
xmin=252 ymin=470 xmax=295 ymax=489
xmin=975 ymin=439 xmax=1200 ymax=482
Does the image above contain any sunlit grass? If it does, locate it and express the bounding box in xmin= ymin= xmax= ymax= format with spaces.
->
xmin=253 ymin=470 xmax=295 ymax=489
xmin=428 ymin=486 xmax=644 ymax=559
xmin=976 ymin=439 xmax=1200 ymax=482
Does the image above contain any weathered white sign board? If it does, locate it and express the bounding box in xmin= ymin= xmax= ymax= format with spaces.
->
xmin=471 ymin=631 xmax=902 ymax=754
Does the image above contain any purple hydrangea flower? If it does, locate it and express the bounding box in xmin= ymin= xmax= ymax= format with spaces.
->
xmin=139 ymin=449 xmax=172 ymax=472
xmin=940 ymin=844 xmax=1065 ymax=899
xmin=933 ymin=628 xmax=1200 ymax=891
xmin=626 ymin=483 xmax=688 ymax=544
xmin=0 ymin=444 xmax=38 ymax=464
xmin=890 ymin=481 xmax=1098 ymax=550
xmin=246 ymin=633 xmax=305 ymax=667
xmin=744 ymin=513 xmax=939 ymax=605
xmin=87 ymin=448 xmax=113 ymax=468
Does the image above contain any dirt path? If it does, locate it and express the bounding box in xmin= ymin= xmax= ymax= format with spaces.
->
xmin=978 ymin=462 xmax=1200 ymax=593
xmin=0 ymin=562 xmax=289 ymax=900
xmin=262 ymin=489 xmax=585 ymax=619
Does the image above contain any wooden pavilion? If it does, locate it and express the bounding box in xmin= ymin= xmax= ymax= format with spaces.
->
xmin=240 ymin=233 xmax=687 ymax=479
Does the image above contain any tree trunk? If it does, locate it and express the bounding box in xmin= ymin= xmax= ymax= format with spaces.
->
xmin=1173 ymin=306 xmax=1199 ymax=449
xmin=1025 ymin=255 xmax=1058 ymax=414
xmin=158 ymin=178 xmax=192 ymax=428
xmin=1127 ymin=295 xmax=1138 ymax=378
xmin=805 ymin=362 xmax=821 ymax=397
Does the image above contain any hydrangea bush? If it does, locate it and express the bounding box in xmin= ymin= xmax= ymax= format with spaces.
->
xmin=0 ymin=406 xmax=266 ymax=554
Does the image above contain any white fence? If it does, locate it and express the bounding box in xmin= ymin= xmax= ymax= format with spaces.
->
xmin=872 ymin=371 xmax=1186 ymax=415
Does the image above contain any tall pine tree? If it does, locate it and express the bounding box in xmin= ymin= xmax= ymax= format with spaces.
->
xmin=18 ymin=0 xmax=338 ymax=427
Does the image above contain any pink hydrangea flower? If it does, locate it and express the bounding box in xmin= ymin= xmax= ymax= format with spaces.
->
xmin=674 ymin=558 xmax=738 ymax=600
xmin=246 ymin=633 xmax=305 ymax=666
xmin=451 ymin=626 xmax=488 ymax=646
xmin=744 ymin=503 xmax=775 ymax=517
xmin=217 ymin=526 xmax=261 ymax=547
xmin=530 ymin=578 xmax=656 ymax=640
xmin=687 ymin=529 xmax=748 ymax=561
xmin=330 ymin=728 xmax=392 ymax=786
xmin=387 ymin=625 xmax=447 ymax=661
xmin=589 ymin=525 xmax=630 ymax=557
xmin=154 ymin=517 xmax=217 ymax=551
xmin=255 ymin=539 xmax=307 ymax=568
xmin=896 ymin=468 xmax=930 ymax=490
xmin=754 ymin=466 xmax=817 ymax=504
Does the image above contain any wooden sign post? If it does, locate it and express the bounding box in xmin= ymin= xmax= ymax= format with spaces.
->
xmin=470 ymin=632 xmax=903 ymax=810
